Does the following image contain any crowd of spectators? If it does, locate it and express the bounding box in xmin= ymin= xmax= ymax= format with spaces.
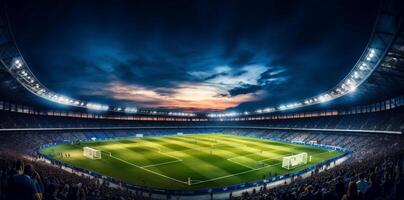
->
xmin=0 ymin=127 xmax=403 ymax=200
xmin=234 ymin=131 xmax=404 ymax=200
xmin=0 ymin=152 xmax=140 ymax=200
xmin=0 ymin=106 xmax=403 ymax=132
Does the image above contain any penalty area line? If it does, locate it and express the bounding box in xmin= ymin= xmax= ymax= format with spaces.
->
xmin=192 ymin=162 xmax=283 ymax=185
xmin=194 ymin=150 xmax=338 ymax=185
xmin=226 ymin=158 xmax=256 ymax=170
xmin=142 ymin=159 xmax=183 ymax=168
xmin=106 ymin=153 xmax=188 ymax=185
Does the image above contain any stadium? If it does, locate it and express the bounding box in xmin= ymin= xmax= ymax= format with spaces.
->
xmin=0 ymin=0 xmax=403 ymax=200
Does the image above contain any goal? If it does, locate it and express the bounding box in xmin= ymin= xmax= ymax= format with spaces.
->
xmin=282 ymin=152 xmax=308 ymax=170
xmin=83 ymin=147 xmax=102 ymax=159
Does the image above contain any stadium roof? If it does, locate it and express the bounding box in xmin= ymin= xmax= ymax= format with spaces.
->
xmin=0 ymin=0 xmax=403 ymax=116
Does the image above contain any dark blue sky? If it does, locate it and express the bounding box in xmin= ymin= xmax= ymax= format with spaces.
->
xmin=7 ymin=0 xmax=380 ymax=111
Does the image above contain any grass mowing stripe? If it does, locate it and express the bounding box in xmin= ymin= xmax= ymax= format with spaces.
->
xmin=142 ymin=159 xmax=183 ymax=168
xmin=40 ymin=134 xmax=344 ymax=190
xmin=192 ymin=149 xmax=337 ymax=185
xmin=107 ymin=152 xmax=188 ymax=185
xmin=226 ymin=158 xmax=256 ymax=170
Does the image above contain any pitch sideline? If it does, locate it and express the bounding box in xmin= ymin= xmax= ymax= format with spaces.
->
xmin=75 ymin=137 xmax=338 ymax=187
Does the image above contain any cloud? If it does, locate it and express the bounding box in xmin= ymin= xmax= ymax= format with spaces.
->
xmin=96 ymin=82 xmax=258 ymax=111
xmin=9 ymin=0 xmax=379 ymax=111
xmin=228 ymin=84 xmax=263 ymax=96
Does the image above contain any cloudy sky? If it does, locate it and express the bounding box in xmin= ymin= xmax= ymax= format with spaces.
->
xmin=7 ymin=0 xmax=380 ymax=112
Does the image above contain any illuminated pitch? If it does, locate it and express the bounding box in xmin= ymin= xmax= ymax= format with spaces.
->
xmin=39 ymin=134 xmax=343 ymax=190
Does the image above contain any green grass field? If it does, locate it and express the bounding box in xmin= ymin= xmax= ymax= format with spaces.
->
xmin=39 ymin=134 xmax=343 ymax=190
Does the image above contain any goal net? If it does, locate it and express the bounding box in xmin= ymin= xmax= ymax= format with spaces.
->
xmin=83 ymin=147 xmax=101 ymax=159
xmin=282 ymin=152 xmax=308 ymax=170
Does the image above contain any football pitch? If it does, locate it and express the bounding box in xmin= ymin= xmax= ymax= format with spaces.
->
xmin=39 ymin=134 xmax=343 ymax=190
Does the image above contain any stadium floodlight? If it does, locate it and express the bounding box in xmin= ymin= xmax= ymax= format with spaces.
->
xmin=359 ymin=63 xmax=368 ymax=70
xmin=279 ymin=105 xmax=287 ymax=110
xmin=124 ymin=107 xmax=137 ymax=113
xmin=226 ymin=112 xmax=237 ymax=117
xmin=14 ymin=59 xmax=23 ymax=69
xmin=87 ymin=103 xmax=109 ymax=111
xmin=168 ymin=111 xmax=195 ymax=117
xmin=319 ymin=94 xmax=331 ymax=103
xmin=348 ymin=85 xmax=357 ymax=92
xmin=353 ymin=71 xmax=360 ymax=79
xmin=366 ymin=49 xmax=376 ymax=61
xmin=37 ymin=89 xmax=45 ymax=94
xmin=263 ymin=107 xmax=274 ymax=113
xmin=370 ymin=48 xmax=375 ymax=54
xmin=20 ymin=70 xmax=27 ymax=76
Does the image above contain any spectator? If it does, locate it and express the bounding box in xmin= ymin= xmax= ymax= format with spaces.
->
xmin=7 ymin=160 xmax=41 ymax=200
xmin=24 ymin=164 xmax=44 ymax=200
xmin=356 ymin=173 xmax=369 ymax=195
xmin=335 ymin=176 xmax=345 ymax=199
xmin=342 ymin=181 xmax=359 ymax=200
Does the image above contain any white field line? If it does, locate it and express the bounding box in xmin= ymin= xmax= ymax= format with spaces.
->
xmin=142 ymin=159 xmax=183 ymax=168
xmin=132 ymin=140 xmax=183 ymax=161
xmin=226 ymin=158 xmax=256 ymax=170
xmin=113 ymin=140 xmax=184 ymax=167
xmin=106 ymin=153 xmax=188 ymax=185
xmin=192 ymin=162 xmax=283 ymax=185
xmin=227 ymin=151 xmax=267 ymax=161
xmin=258 ymin=153 xmax=294 ymax=162
xmin=74 ymin=144 xmax=187 ymax=185
xmin=192 ymin=150 xmax=337 ymax=185
xmin=227 ymin=151 xmax=292 ymax=170
xmin=163 ymin=141 xmax=245 ymax=154
xmin=75 ymin=137 xmax=338 ymax=186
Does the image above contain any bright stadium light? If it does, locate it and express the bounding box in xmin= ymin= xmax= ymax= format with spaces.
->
xmin=348 ymin=85 xmax=357 ymax=92
xmin=168 ymin=111 xmax=195 ymax=117
xmin=279 ymin=105 xmax=287 ymax=110
xmin=263 ymin=107 xmax=275 ymax=113
xmin=359 ymin=63 xmax=368 ymax=70
xmin=319 ymin=94 xmax=331 ymax=103
xmin=14 ymin=59 xmax=23 ymax=69
xmin=124 ymin=107 xmax=138 ymax=113
xmin=366 ymin=49 xmax=376 ymax=61
xmin=353 ymin=71 xmax=360 ymax=79
xmin=87 ymin=103 xmax=109 ymax=111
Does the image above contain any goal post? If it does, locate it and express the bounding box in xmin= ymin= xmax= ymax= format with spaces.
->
xmin=282 ymin=152 xmax=308 ymax=170
xmin=83 ymin=147 xmax=102 ymax=160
